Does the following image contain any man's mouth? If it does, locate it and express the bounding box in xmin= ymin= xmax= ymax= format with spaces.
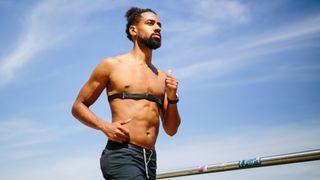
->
xmin=152 ymin=33 xmax=161 ymax=38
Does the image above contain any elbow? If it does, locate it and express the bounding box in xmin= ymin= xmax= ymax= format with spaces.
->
xmin=71 ymin=100 xmax=93 ymax=124
xmin=164 ymin=118 xmax=181 ymax=136
xmin=166 ymin=129 xmax=178 ymax=136
xmin=71 ymin=101 xmax=81 ymax=119
xmin=71 ymin=103 xmax=78 ymax=118
xmin=165 ymin=126 xmax=179 ymax=136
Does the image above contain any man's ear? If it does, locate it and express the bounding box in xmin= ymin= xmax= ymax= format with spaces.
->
xmin=129 ymin=25 xmax=137 ymax=38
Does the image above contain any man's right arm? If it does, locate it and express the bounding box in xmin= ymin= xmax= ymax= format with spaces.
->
xmin=71 ymin=58 xmax=130 ymax=143
xmin=71 ymin=59 xmax=111 ymax=131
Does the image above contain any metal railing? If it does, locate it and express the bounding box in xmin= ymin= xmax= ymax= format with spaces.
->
xmin=157 ymin=149 xmax=320 ymax=179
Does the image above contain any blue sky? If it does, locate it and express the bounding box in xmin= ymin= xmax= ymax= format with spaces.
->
xmin=0 ymin=0 xmax=320 ymax=179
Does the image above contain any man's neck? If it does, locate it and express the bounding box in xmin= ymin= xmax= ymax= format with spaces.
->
xmin=130 ymin=42 xmax=153 ymax=65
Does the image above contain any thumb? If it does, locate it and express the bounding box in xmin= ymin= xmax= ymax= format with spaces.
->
xmin=167 ymin=70 xmax=172 ymax=76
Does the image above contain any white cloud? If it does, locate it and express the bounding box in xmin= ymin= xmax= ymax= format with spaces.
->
xmin=194 ymin=0 xmax=249 ymax=23
xmin=163 ymin=0 xmax=249 ymax=37
xmin=174 ymin=57 xmax=246 ymax=81
xmin=0 ymin=115 xmax=102 ymax=180
xmin=243 ymin=14 xmax=320 ymax=49
xmin=0 ymin=118 xmax=50 ymax=146
xmin=0 ymin=0 xmax=124 ymax=86
xmin=171 ymin=13 xmax=320 ymax=87
xmin=0 ymin=117 xmax=85 ymax=162
xmin=0 ymin=154 xmax=101 ymax=180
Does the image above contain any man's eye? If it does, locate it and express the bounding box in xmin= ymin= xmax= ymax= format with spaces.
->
xmin=146 ymin=21 xmax=154 ymax=25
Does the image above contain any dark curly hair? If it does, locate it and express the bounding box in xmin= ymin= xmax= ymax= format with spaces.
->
xmin=125 ymin=7 xmax=157 ymax=41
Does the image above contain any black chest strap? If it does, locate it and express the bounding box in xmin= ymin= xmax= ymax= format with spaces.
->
xmin=108 ymin=93 xmax=162 ymax=106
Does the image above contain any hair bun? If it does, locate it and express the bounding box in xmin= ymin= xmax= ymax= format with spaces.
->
xmin=125 ymin=7 xmax=141 ymax=20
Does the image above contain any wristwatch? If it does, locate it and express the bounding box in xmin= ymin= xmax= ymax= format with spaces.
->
xmin=167 ymin=93 xmax=179 ymax=104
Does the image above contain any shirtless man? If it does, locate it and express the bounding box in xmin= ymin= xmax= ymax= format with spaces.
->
xmin=71 ymin=7 xmax=181 ymax=180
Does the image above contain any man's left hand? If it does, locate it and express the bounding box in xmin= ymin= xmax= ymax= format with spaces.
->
xmin=165 ymin=70 xmax=178 ymax=100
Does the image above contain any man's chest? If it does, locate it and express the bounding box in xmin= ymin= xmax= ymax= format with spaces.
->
xmin=108 ymin=64 xmax=166 ymax=96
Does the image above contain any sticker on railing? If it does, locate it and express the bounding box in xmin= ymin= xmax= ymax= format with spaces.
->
xmin=197 ymin=165 xmax=208 ymax=172
xmin=238 ymin=157 xmax=261 ymax=168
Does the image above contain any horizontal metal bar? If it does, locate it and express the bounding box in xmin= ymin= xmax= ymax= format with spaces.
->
xmin=157 ymin=149 xmax=320 ymax=179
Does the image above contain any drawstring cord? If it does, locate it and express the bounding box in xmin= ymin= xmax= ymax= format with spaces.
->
xmin=143 ymin=148 xmax=153 ymax=179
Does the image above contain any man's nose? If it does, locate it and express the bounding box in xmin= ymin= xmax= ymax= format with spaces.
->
xmin=154 ymin=26 xmax=161 ymax=33
xmin=154 ymin=24 xmax=161 ymax=33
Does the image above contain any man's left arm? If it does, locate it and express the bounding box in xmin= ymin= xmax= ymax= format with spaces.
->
xmin=162 ymin=71 xmax=181 ymax=136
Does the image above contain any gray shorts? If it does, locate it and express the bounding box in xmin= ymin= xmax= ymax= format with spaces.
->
xmin=100 ymin=141 xmax=157 ymax=180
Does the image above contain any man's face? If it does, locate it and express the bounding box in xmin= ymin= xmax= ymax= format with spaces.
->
xmin=136 ymin=12 xmax=162 ymax=49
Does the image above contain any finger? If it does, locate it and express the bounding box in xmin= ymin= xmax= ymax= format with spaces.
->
xmin=166 ymin=79 xmax=178 ymax=85
xmin=118 ymin=126 xmax=130 ymax=136
xmin=166 ymin=84 xmax=178 ymax=89
xmin=109 ymin=133 xmax=121 ymax=143
xmin=166 ymin=81 xmax=178 ymax=87
xmin=112 ymin=136 xmax=126 ymax=143
xmin=120 ymin=118 xmax=131 ymax=125
xmin=166 ymin=76 xmax=178 ymax=82
xmin=167 ymin=70 xmax=172 ymax=76
xmin=116 ymin=135 xmax=127 ymax=142
xmin=113 ymin=133 xmax=129 ymax=143
xmin=115 ymin=129 xmax=128 ymax=139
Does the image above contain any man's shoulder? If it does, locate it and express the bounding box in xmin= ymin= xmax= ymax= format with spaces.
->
xmin=95 ymin=55 xmax=131 ymax=76
xmin=91 ymin=57 xmax=120 ymax=77
xmin=100 ymin=57 xmax=119 ymax=65
xmin=100 ymin=54 xmax=129 ymax=66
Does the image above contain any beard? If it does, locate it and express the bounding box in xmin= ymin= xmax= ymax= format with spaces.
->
xmin=138 ymin=34 xmax=161 ymax=49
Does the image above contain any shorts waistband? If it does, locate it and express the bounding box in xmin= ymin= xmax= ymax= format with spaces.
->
xmin=106 ymin=141 xmax=154 ymax=153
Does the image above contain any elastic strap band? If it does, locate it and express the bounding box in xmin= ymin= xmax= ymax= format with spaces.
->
xmin=108 ymin=93 xmax=162 ymax=106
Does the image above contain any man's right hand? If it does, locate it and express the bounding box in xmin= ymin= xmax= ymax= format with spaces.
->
xmin=102 ymin=119 xmax=131 ymax=143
